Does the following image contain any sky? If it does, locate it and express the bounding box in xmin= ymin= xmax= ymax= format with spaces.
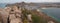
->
xmin=0 ymin=0 xmax=60 ymax=3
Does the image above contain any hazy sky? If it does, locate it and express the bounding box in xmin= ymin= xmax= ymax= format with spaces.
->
xmin=0 ymin=0 xmax=60 ymax=3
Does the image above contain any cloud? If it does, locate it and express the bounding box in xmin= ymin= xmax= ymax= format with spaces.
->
xmin=0 ymin=0 xmax=22 ymax=3
xmin=24 ymin=0 xmax=60 ymax=2
xmin=0 ymin=0 xmax=60 ymax=3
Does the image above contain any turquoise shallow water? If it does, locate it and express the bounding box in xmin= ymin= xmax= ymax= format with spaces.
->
xmin=41 ymin=8 xmax=60 ymax=22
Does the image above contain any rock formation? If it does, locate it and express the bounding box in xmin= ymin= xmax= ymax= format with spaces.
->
xmin=7 ymin=6 xmax=23 ymax=23
xmin=0 ymin=8 xmax=9 ymax=23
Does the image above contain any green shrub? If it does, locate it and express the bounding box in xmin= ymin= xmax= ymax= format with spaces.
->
xmin=32 ymin=14 xmax=40 ymax=23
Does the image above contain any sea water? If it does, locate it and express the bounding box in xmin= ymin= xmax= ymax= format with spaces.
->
xmin=41 ymin=8 xmax=60 ymax=22
xmin=0 ymin=3 xmax=7 ymax=8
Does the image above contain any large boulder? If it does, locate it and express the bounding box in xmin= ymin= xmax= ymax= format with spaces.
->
xmin=0 ymin=8 xmax=9 ymax=23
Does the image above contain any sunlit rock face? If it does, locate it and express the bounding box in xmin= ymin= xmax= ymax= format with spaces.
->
xmin=0 ymin=8 xmax=9 ymax=23
xmin=10 ymin=18 xmax=23 ymax=23
xmin=41 ymin=7 xmax=47 ymax=9
xmin=6 ymin=5 xmax=23 ymax=23
xmin=9 ymin=14 xmax=16 ymax=21
xmin=13 ymin=6 xmax=21 ymax=13
xmin=37 ymin=9 xmax=40 ymax=12
xmin=48 ymin=21 xmax=55 ymax=23
xmin=4 ymin=7 xmax=11 ymax=13
xmin=27 ymin=14 xmax=32 ymax=21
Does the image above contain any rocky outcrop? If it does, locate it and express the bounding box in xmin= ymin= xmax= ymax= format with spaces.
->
xmin=0 ymin=8 xmax=9 ymax=23
xmin=6 ymin=6 xmax=23 ymax=23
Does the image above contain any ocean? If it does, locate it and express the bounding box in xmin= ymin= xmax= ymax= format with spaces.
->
xmin=0 ymin=3 xmax=7 ymax=8
xmin=41 ymin=8 xmax=60 ymax=22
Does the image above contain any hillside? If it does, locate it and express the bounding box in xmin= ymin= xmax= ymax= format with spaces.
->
xmin=21 ymin=8 xmax=60 ymax=23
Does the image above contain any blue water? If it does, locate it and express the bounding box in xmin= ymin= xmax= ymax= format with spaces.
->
xmin=41 ymin=8 xmax=60 ymax=22
xmin=0 ymin=3 xmax=7 ymax=8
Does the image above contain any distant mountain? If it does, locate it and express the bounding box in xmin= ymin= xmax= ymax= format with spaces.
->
xmin=6 ymin=2 xmax=60 ymax=7
xmin=6 ymin=2 xmax=60 ymax=10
